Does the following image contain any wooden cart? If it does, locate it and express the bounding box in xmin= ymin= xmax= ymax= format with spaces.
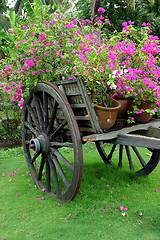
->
xmin=21 ymin=79 xmax=160 ymax=202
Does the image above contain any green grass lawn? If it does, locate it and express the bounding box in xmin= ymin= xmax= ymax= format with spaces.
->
xmin=0 ymin=143 xmax=160 ymax=240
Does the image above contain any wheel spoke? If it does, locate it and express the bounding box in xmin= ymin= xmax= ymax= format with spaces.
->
xmin=30 ymin=151 xmax=41 ymax=164
xmin=48 ymin=119 xmax=67 ymax=140
xmin=106 ymin=144 xmax=117 ymax=162
xmin=24 ymin=121 xmax=39 ymax=137
xmin=131 ymin=146 xmax=146 ymax=167
xmin=118 ymin=145 xmax=123 ymax=168
xmin=33 ymin=94 xmax=44 ymax=131
xmin=27 ymin=105 xmax=41 ymax=132
xmin=125 ymin=146 xmax=134 ymax=171
xmin=48 ymin=156 xmax=61 ymax=196
xmin=43 ymin=91 xmax=49 ymax=131
xmin=38 ymin=155 xmax=45 ymax=180
xmin=47 ymin=100 xmax=58 ymax=134
xmin=50 ymin=148 xmax=74 ymax=173
xmin=50 ymin=153 xmax=71 ymax=189
xmin=46 ymin=156 xmax=51 ymax=192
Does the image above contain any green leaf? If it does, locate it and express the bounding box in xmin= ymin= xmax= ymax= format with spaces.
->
xmin=9 ymin=11 xmax=16 ymax=28
xmin=22 ymin=0 xmax=35 ymax=18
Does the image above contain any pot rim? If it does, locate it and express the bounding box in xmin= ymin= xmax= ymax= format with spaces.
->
xmin=94 ymin=99 xmax=121 ymax=111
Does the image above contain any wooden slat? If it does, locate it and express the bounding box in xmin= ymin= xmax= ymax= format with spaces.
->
xmin=106 ymin=133 xmax=160 ymax=149
xmin=82 ymin=120 xmax=160 ymax=142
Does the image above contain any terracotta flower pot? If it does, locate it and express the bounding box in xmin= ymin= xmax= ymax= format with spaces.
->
xmin=127 ymin=98 xmax=155 ymax=123
xmin=116 ymin=98 xmax=132 ymax=121
xmin=94 ymin=99 xmax=121 ymax=130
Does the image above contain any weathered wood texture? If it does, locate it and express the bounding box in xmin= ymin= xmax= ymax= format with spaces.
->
xmin=55 ymin=78 xmax=102 ymax=134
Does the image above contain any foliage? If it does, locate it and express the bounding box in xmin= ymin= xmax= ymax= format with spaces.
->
xmin=0 ymin=4 xmax=160 ymax=120
xmin=75 ymin=0 xmax=160 ymax=38
xmin=0 ymin=88 xmax=21 ymax=138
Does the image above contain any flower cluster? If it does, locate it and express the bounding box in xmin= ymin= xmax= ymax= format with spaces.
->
xmin=0 ymin=5 xmax=160 ymax=121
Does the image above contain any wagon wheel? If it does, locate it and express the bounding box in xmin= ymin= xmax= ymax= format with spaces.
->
xmin=95 ymin=141 xmax=160 ymax=175
xmin=22 ymin=82 xmax=83 ymax=202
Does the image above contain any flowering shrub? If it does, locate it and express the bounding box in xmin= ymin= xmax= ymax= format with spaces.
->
xmin=0 ymin=5 xmax=160 ymax=123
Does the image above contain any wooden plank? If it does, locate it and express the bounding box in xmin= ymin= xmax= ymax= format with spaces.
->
xmin=77 ymin=79 xmax=102 ymax=134
xmin=105 ymin=133 xmax=160 ymax=149
xmin=82 ymin=120 xmax=160 ymax=142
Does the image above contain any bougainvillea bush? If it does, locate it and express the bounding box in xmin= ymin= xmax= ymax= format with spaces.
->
xmin=0 ymin=5 xmax=160 ymax=123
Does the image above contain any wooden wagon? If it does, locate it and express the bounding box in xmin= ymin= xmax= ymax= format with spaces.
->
xmin=21 ymin=78 xmax=160 ymax=202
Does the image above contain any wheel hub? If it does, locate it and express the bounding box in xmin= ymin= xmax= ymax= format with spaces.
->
xmin=29 ymin=133 xmax=50 ymax=155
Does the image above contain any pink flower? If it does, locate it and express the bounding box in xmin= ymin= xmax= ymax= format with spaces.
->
xmin=16 ymin=193 xmax=20 ymax=196
xmin=56 ymin=70 xmax=61 ymax=74
xmin=32 ymin=31 xmax=36 ymax=35
xmin=98 ymin=7 xmax=105 ymax=13
xmin=9 ymin=29 xmax=13 ymax=33
xmin=142 ymin=22 xmax=146 ymax=26
xmin=155 ymin=188 xmax=158 ymax=192
xmin=58 ymin=202 xmax=61 ymax=206
xmin=35 ymin=195 xmax=39 ymax=198
xmin=139 ymin=212 xmax=143 ymax=216
xmin=42 ymin=188 xmax=45 ymax=192
xmin=30 ymin=24 xmax=34 ymax=27
xmin=10 ymin=173 xmax=13 ymax=177
xmin=17 ymin=168 xmax=20 ymax=171
xmin=68 ymin=213 xmax=71 ymax=217
xmin=40 ymin=197 xmax=44 ymax=200
xmin=22 ymin=174 xmax=24 ymax=177
xmin=122 ymin=22 xmax=128 ymax=27
xmin=128 ymin=21 xmax=134 ymax=25
xmin=23 ymin=25 xmax=27 ymax=29
xmin=148 ymin=29 xmax=152 ymax=33
xmin=106 ymin=185 xmax=109 ymax=187
xmin=120 ymin=206 xmax=127 ymax=211
xmin=4 ymin=167 xmax=6 ymax=169
xmin=2 ymin=173 xmax=5 ymax=176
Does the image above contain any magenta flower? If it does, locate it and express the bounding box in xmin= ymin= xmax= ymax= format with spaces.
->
xmin=42 ymin=188 xmax=45 ymax=192
xmin=16 ymin=193 xmax=20 ymax=196
xmin=22 ymin=174 xmax=24 ymax=177
xmin=40 ymin=197 xmax=44 ymax=200
xmin=35 ymin=195 xmax=39 ymax=198
xmin=139 ymin=212 xmax=143 ymax=216
xmin=58 ymin=202 xmax=61 ymax=206
xmin=68 ymin=213 xmax=71 ymax=217
xmin=120 ymin=206 xmax=127 ymax=211
xmin=56 ymin=70 xmax=61 ymax=74
xmin=10 ymin=173 xmax=13 ymax=177
xmin=98 ymin=7 xmax=105 ymax=13
xmin=4 ymin=167 xmax=6 ymax=169
xmin=2 ymin=173 xmax=5 ymax=176
xmin=128 ymin=21 xmax=134 ymax=25
xmin=122 ymin=22 xmax=128 ymax=27
xmin=106 ymin=185 xmax=109 ymax=187
xmin=22 ymin=25 xmax=27 ymax=29
xmin=30 ymin=24 xmax=34 ymax=27
xmin=155 ymin=188 xmax=158 ymax=192
xmin=9 ymin=29 xmax=13 ymax=33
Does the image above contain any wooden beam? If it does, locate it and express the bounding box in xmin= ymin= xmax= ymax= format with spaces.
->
xmin=105 ymin=133 xmax=160 ymax=149
xmin=82 ymin=120 xmax=160 ymax=142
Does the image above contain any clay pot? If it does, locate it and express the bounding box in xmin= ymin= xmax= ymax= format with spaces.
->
xmin=116 ymin=98 xmax=131 ymax=121
xmin=94 ymin=99 xmax=121 ymax=130
xmin=128 ymin=98 xmax=155 ymax=123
